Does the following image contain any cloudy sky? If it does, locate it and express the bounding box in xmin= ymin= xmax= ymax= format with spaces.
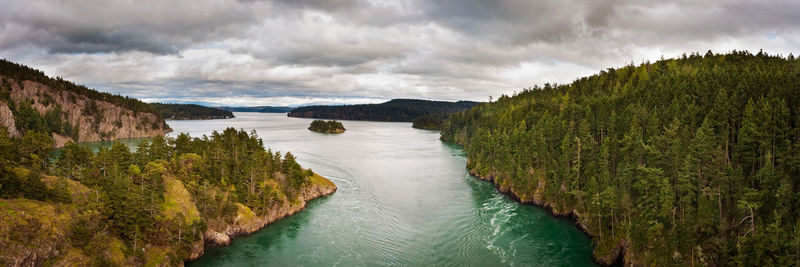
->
xmin=1 ymin=0 xmax=799 ymax=106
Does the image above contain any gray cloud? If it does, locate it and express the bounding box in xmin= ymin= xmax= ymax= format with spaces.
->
xmin=1 ymin=0 xmax=798 ymax=105
xmin=0 ymin=0 xmax=256 ymax=54
xmin=421 ymin=0 xmax=585 ymax=45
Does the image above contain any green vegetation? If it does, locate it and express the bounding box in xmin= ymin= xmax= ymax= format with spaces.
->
xmin=288 ymin=99 xmax=478 ymax=123
xmin=441 ymin=51 xmax=800 ymax=265
xmin=150 ymin=103 xmax=234 ymax=120
xmin=309 ymin=120 xmax=346 ymax=133
xmin=12 ymin=100 xmax=78 ymax=139
xmin=411 ymin=113 xmax=449 ymax=130
xmin=0 ymin=125 xmax=331 ymax=265
xmin=2 ymin=76 xmax=77 ymax=139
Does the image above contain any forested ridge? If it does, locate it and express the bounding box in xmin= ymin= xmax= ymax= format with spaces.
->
xmin=150 ymin=103 xmax=234 ymax=120
xmin=0 ymin=127 xmax=335 ymax=265
xmin=0 ymin=59 xmax=170 ymax=144
xmin=0 ymin=59 xmax=159 ymax=116
xmin=288 ymin=99 xmax=478 ymax=122
xmin=220 ymin=106 xmax=294 ymax=113
xmin=441 ymin=51 xmax=800 ymax=265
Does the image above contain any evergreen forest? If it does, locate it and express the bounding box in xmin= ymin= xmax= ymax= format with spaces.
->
xmin=441 ymin=51 xmax=800 ymax=265
xmin=0 ymin=127 xmax=330 ymax=265
xmin=150 ymin=103 xmax=234 ymax=120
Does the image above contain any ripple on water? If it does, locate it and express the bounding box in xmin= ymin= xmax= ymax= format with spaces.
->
xmin=179 ymin=114 xmax=595 ymax=267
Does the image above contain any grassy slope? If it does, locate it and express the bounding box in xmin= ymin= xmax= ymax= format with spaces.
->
xmin=0 ymin=168 xmax=337 ymax=266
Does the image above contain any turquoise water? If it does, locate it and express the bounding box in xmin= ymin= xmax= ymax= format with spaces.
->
xmin=171 ymin=113 xmax=595 ymax=266
xmin=51 ymin=137 xmax=150 ymax=158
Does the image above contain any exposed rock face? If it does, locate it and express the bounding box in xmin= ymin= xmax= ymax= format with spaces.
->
xmin=1 ymin=75 xmax=170 ymax=145
xmin=0 ymin=102 xmax=19 ymax=137
xmin=187 ymin=237 xmax=205 ymax=262
xmin=203 ymin=229 xmax=231 ymax=247
xmin=51 ymin=133 xmax=73 ymax=147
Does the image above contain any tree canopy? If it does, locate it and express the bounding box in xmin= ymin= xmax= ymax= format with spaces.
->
xmin=0 ymin=126 xmax=321 ymax=265
xmin=441 ymin=51 xmax=800 ymax=265
xmin=308 ymin=120 xmax=346 ymax=133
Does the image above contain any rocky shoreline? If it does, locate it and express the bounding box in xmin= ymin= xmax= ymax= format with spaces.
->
xmin=465 ymin=162 xmax=628 ymax=266
xmin=187 ymin=174 xmax=337 ymax=263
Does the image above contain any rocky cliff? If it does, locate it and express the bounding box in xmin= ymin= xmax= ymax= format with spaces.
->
xmin=0 ymin=102 xmax=19 ymax=138
xmin=0 ymin=75 xmax=171 ymax=146
xmin=0 ymin=59 xmax=170 ymax=146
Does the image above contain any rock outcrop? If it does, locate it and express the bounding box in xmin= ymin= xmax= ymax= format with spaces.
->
xmin=0 ymin=102 xmax=19 ymax=137
xmin=202 ymin=229 xmax=232 ymax=247
xmin=187 ymin=238 xmax=206 ymax=262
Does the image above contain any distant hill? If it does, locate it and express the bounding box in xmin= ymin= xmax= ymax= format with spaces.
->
xmin=150 ymin=103 xmax=234 ymax=120
xmin=0 ymin=59 xmax=170 ymax=146
xmin=287 ymin=99 xmax=479 ymax=122
xmin=218 ymin=106 xmax=294 ymax=113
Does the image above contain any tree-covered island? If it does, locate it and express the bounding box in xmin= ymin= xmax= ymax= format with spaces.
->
xmin=308 ymin=120 xmax=346 ymax=133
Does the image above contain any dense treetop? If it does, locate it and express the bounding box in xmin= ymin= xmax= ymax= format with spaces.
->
xmin=288 ymin=99 xmax=479 ymax=122
xmin=150 ymin=103 xmax=234 ymax=120
xmin=441 ymin=50 xmax=800 ymax=265
xmin=0 ymin=126 xmax=324 ymax=265
xmin=411 ymin=113 xmax=449 ymax=130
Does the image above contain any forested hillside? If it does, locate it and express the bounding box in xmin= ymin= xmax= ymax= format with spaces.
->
xmin=441 ymin=51 xmax=800 ymax=265
xmin=219 ymin=106 xmax=294 ymax=113
xmin=0 ymin=127 xmax=335 ymax=265
xmin=288 ymin=99 xmax=478 ymax=122
xmin=0 ymin=59 xmax=170 ymax=146
xmin=150 ymin=103 xmax=234 ymax=120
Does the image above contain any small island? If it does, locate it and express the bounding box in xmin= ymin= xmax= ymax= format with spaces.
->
xmin=308 ymin=119 xmax=346 ymax=133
